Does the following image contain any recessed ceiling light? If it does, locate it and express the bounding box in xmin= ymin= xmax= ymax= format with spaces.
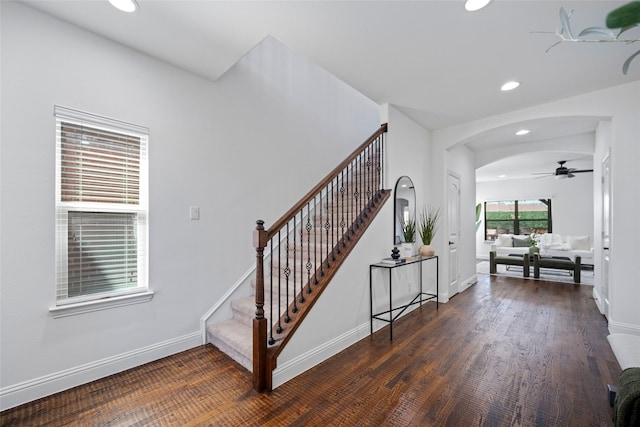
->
xmin=516 ymin=129 xmax=530 ymax=136
xmin=499 ymin=174 xmax=507 ymax=178
xmin=501 ymin=81 xmax=520 ymax=91
xmin=109 ymin=0 xmax=138 ymax=13
xmin=465 ymin=0 xmax=492 ymax=11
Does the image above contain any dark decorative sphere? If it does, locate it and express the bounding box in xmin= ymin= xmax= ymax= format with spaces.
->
xmin=391 ymin=247 xmax=400 ymax=259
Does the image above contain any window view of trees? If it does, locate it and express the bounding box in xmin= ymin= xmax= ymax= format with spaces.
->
xmin=484 ymin=199 xmax=552 ymax=240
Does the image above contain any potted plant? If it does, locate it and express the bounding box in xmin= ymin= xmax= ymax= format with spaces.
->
xmin=399 ymin=215 xmax=416 ymax=257
xmin=418 ymin=205 xmax=440 ymax=257
xmin=527 ymin=234 xmax=540 ymax=257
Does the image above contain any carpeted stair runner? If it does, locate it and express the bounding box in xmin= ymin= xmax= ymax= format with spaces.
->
xmin=207 ymin=167 xmax=378 ymax=372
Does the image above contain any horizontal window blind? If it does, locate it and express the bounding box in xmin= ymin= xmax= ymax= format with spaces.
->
xmin=61 ymin=123 xmax=141 ymax=204
xmin=67 ymin=212 xmax=138 ymax=297
xmin=55 ymin=106 xmax=148 ymax=305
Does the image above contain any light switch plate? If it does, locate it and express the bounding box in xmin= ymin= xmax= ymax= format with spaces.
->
xmin=190 ymin=206 xmax=200 ymax=220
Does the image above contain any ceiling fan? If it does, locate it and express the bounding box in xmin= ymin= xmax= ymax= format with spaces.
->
xmin=533 ymin=160 xmax=594 ymax=179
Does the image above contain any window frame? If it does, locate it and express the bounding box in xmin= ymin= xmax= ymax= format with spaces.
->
xmin=483 ymin=199 xmax=552 ymax=240
xmin=52 ymin=106 xmax=151 ymax=316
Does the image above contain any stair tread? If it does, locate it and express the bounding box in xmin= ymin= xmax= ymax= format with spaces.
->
xmin=207 ymin=319 xmax=252 ymax=371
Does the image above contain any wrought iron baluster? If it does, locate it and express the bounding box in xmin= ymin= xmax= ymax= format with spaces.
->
xmin=340 ymin=171 xmax=345 ymax=249
xmin=332 ymin=177 xmax=336 ymax=259
xmin=313 ymin=195 xmax=318 ymax=285
xmin=276 ymin=231 xmax=283 ymax=334
xmin=366 ymin=145 xmax=371 ymax=212
xmin=325 ymin=183 xmax=330 ymax=268
xmin=268 ymin=239 xmax=275 ymax=345
xmin=292 ymin=217 xmax=298 ymax=313
xmin=284 ymin=224 xmax=290 ymax=324
xmin=380 ymin=134 xmax=384 ymax=197
xmin=306 ymin=203 xmax=313 ymax=294
xmin=356 ymin=154 xmax=361 ymax=227
xmin=318 ymin=189 xmax=323 ymax=278
xmin=376 ymin=136 xmax=382 ymax=199
xmin=299 ymin=208 xmax=306 ymax=303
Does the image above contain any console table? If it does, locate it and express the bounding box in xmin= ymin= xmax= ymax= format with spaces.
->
xmin=369 ymin=255 xmax=438 ymax=340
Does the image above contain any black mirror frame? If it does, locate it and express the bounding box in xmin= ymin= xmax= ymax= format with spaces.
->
xmin=394 ymin=176 xmax=415 ymax=245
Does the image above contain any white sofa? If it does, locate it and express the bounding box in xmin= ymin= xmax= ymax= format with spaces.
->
xmin=490 ymin=233 xmax=594 ymax=265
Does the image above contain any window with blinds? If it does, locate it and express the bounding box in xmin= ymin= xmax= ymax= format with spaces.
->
xmin=55 ymin=106 xmax=148 ymax=305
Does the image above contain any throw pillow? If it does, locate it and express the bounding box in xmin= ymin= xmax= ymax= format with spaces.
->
xmin=568 ymin=235 xmax=591 ymax=251
xmin=538 ymin=233 xmax=552 ymax=246
xmin=495 ymin=234 xmax=513 ymax=247
xmin=512 ymin=236 xmax=531 ymax=247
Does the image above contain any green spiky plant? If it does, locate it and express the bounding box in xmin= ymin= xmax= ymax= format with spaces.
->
xmin=400 ymin=215 xmax=416 ymax=243
xmin=418 ymin=206 xmax=441 ymax=245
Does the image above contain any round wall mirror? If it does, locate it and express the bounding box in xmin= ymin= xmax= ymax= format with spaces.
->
xmin=394 ymin=176 xmax=416 ymax=245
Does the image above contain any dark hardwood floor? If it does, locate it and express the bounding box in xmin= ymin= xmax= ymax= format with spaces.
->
xmin=1 ymin=274 xmax=620 ymax=426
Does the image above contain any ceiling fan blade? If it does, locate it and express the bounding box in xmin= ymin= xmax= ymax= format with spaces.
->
xmin=533 ymin=174 xmax=553 ymax=179
xmin=571 ymin=169 xmax=594 ymax=173
xmin=567 ymin=173 xmax=576 ymax=178
xmin=559 ymin=7 xmax=574 ymax=39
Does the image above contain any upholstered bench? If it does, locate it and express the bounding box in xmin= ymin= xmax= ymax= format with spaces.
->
xmin=607 ymin=334 xmax=640 ymax=425
xmin=489 ymin=251 xmax=529 ymax=277
xmin=533 ymin=253 xmax=581 ymax=283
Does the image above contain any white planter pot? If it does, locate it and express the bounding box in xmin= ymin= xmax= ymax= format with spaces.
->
xmin=400 ymin=242 xmax=414 ymax=258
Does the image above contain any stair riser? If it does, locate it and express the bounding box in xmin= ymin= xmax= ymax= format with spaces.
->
xmin=232 ymin=297 xmax=302 ymax=329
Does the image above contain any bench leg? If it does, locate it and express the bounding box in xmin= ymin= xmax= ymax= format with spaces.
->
xmin=490 ymin=251 xmax=496 ymax=274
xmin=574 ymin=256 xmax=581 ymax=284
xmin=608 ymin=384 xmax=617 ymax=407
xmin=523 ymin=255 xmax=530 ymax=278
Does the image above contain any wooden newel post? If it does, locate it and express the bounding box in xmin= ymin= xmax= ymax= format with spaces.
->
xmin=253 ymin=220 xmax=268 ymax=391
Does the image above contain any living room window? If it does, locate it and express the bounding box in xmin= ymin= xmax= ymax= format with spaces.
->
xmin=484 ymin=199 xmax=552 ymax=240
xmin=54 ymin=106 xmax=148 ymax=307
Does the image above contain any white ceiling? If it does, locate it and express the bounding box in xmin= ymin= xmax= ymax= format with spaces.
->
xmin=21 ymin=0 xmax=640 ymax=181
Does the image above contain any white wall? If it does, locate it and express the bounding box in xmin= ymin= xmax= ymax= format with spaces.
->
xmin=475 ymin=173 xmax=594 ymax=259
xmin=0 ymin=2 xmax=382 ymax=409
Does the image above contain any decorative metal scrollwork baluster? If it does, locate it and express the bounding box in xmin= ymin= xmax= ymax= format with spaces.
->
xmin=306 ymin=203 xmax=313 ymax=294
xmin=299 ymin=208 xmax=306 ymax=304
xmin=292 ymin=217 xmax=298 ymax=313
xmin=284 ymin=224 xmax=290 ymax=324
xmin=276 ymin=231 xmax=283 ymax=334
xmin=340 ymin=170 xmax=346 ymax=246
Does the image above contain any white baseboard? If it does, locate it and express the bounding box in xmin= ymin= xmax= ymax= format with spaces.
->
xmin=608 ymin=320 xmax=640 ymax=336
xmin=592 ymin=287 xmax=605 ymax=314
xmin=459 ymin=274 xmax=478 ymax=293
xmin=0 ymin=332 xmax=201 ymax=411
xmin=272 ymin=322 xmax=372 ymax=389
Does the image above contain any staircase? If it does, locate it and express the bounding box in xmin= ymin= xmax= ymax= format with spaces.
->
xmin=206 ymin=124 xmax=389 ymax=390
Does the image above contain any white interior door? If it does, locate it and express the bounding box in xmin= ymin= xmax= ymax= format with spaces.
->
xmin=447 ymin=172 xmax=461 ymax=298
xmin=601 ymin=151 xmax=611 ymax=319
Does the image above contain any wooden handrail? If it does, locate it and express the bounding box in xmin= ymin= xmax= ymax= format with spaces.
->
xmin=253 ymin=123 xmax=388 ymax=392
xmin=266 ymin=123 xmax=387 ymax=240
